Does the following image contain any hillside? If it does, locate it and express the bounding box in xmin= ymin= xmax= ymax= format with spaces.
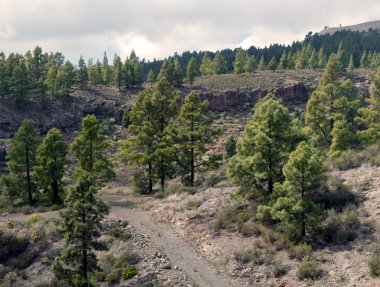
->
xmin=319 ymin=20 xmax=380 ymax=35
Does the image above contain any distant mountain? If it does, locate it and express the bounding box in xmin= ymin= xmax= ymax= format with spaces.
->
xmin=319 ymin=20 xmax=380 ymax=35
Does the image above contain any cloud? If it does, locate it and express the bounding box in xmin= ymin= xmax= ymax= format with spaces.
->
xmin=0 ymin=0 xmax=380 ymax=62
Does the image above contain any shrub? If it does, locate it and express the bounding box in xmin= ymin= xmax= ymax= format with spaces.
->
xmin=114 ymin=251 xmax=140 ymax=268
xmin=368 ymin=255 xmax=380 ymax=277
xmin=109 ymin=227 xmax=132 ymax=241
xmin=297 ymin=259 xmax=323 ymax=280
xmin=186 ymin=200 xmax=202 ymax=210
xmin=288 ymin=243 xmax=313 ymax=261
xmin=327 ymin=145 xmax=380 ymax=170
xmin=225 ymin=136 xmax=237 ymax=158
xmin=94 ymin=271 xmax=107 ymax=282
xmin=122 ymin=265 xmax=138 ymax=280
xmin=105 ymin=268 xmax=122 ymax=284
xmin=166 ymin=184 xmax=196 ymax=195
xmin=214 ymin=204 xmax=252 ymax=231
xmin=319 ymin=208 xmax=359 ymax=244
xmin=272 ymin=260 xmax=288 ymax=278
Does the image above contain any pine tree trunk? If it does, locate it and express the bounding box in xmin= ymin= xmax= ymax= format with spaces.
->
xmin=160 ymin=161 xmax=165 ymax=193
xmin=148 ymin=163 xmax=153 ymax=193
xmin=26 ymin=144 xmax=33 ymax=204
xmin=52 ymin=179 xmax=59 ymax=204
xmin=190 ymin=148 xmax=194 ymax=187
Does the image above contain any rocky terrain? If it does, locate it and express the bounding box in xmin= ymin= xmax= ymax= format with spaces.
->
xmin=319 ymin=19 xmax=380 ymax=35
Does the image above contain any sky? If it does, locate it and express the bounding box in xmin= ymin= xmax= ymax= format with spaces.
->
xmin=1 ymin=0 xmax=380 ymax=62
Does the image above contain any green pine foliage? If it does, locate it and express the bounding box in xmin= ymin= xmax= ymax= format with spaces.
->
xmin=200 ymin=53 xmax=213 ymax=76
xmin=112 ymin=55 xmax=123 ymax=91
xmin=268 ymin=56 xmax=277 ymax=72
xmin=234 ymin=49 xmax=247 ymax=74
xmin=77 ymin=56 xmax=88 ymax=89
xmin=34 ymin=128 xmax=68 ymax=204
xmin=2 ymin=119 xmax=39 ymax=204
xmin=213 ymin=51 xmax=227 ymax=75
xmin=305 ymin=54 xmax=355 ymax=148
xmin=270 ymin=141 xmax=324 ymax=239
xmin=228 ymin=93 xmax=296 ymax=201
xmin=71 ymin=115 xmax=114 ymax=181
xmin=186 ymin=57 xmax=198 ymax=84
xmin=121 ymin=77 xmax=179 ymax=193
xmin=52 ymin=173 xmax=109 ymax=286
xmin=355 ymin=67 xmax=380 ymax=144
xmin=172 ymin=91 xmax=216 ymax=186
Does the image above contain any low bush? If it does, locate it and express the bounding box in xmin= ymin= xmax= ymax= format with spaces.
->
xmin=114 ymin=251 xmax=140 ymax=268
xmin=272 ymin=260 xmax=288 ymax=278
xmin=122 ymin=265 xmax=138 ymax=280
xmin=105 ymin=268 xmax=122 ymax=284
xmin=214 ymin=204 xmax=252 ymax=231
xmin=368 ymin=255 xmax=380 ymax=277
xmin=109 ymin=227 xmax=132 ymax=242
xmin=319 ymin=207 xmax=359 ymax=244
xmin=327 ymin=145 xmax=380 ymax=171
xmin=288 ymin=243 xmax=313 ymax=261
xmin=297 ymin=259 xmax=323 ymax=280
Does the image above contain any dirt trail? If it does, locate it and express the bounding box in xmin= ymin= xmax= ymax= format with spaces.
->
xmin=110 ymin=204 xmax=234 ymax=287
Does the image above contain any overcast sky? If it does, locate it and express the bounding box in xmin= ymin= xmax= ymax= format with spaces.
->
xmin=1 ymin=0 xmax=380 ymax=62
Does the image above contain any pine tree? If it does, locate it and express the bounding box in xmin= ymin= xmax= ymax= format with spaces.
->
xmin=295 ymin=46 xmax=308 ymax=69
xmin=173 ymin=58 xmax=183 ymax=87
xmin=147 ymin=69 xmax=156 ymax=87
xmin=200 ymin=53 xmax=213 ymax=76
xmin=268 ymin=56 xmax=277 ymax=72
xmin=186 ymin=57 xmax=198 ymax=84
xmin=158 ymin=59 xmax=175 ymax=86
xmin=245 ymin=55 xmax=257 ymax=72
xmin=228 ymin=93 xmax=295 ymax=201
xmin=2 ymin=120 xmax=39 ymax=204
xmin=45 ymin=65 xmax=58 ymax=100
xmin=71 ymin=115 xmax=114 ymax=181
xmin=30 ymin=46 xmax=46 ymax=87
xmin=121 ymin=77 xmax=179 ymax=192
xmin=258 ymin=55 xmax=266 ymax=70
xmin=336 ymin=41 xmax=345 ymax=69
xmin=52 ymin=173 xmax=109 ymax=286
xmin=212 ymin=51 xmax=227 ymax=75
xmin=172 ymin=92 xmax=215 ymax=186
xmin=348 ymin=55 xmax=355 ymax=71
xmin=318 ymin=48 xmax=326 ymax=68
xmin=101 ymin=52 xmax=111 ymax=85
xmin=309 ymin=49 xmax=319 ymax=70
xmin=270 ymin=141 xmax=323 ymax=239
xmin=10 ymin=59 xmax=28 ymax=107
xmin=34 ymin=128 xmax=67 ymax=204
xmin=77 ymin=56 xmax=88 ymax=89
xmin=305 ymin=54 xmax=353 ymax=147
xmin=233 ymin=49 xmax=247 ymax=74
xmin=0 ymin=52 xmax=8 ymax=99
xmin=56 ymin=61 xmax=76 ymax=96
xmin=112 ymin=55 xmax=123 ymax=91
xmin=127 ymin=50 xmax=142 ymax=87
xmin=360 ymin=51 xmax=369 ymax=68
xmin=355 ymin=67 xmax=380 ymax=144
xmin=278 ymin=51 xmax=288 ymax=70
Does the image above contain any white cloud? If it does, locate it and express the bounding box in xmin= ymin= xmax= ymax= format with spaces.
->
xmin=0 ymin=0 xmax=379 ymax=61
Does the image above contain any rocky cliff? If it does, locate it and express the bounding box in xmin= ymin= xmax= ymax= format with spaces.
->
xmin=199 ymin=82 xmax=311 ymax=111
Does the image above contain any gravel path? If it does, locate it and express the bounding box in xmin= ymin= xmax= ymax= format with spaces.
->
xmin=111 ymin=205 xmax=234 ymax=287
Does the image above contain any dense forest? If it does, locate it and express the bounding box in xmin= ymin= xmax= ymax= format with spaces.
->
xmin=1 ymin=29 xmax=380 ymax=109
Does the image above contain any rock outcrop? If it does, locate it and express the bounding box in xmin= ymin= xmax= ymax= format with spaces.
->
xmin=199 ymin=82 xmax=312 ymax=111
